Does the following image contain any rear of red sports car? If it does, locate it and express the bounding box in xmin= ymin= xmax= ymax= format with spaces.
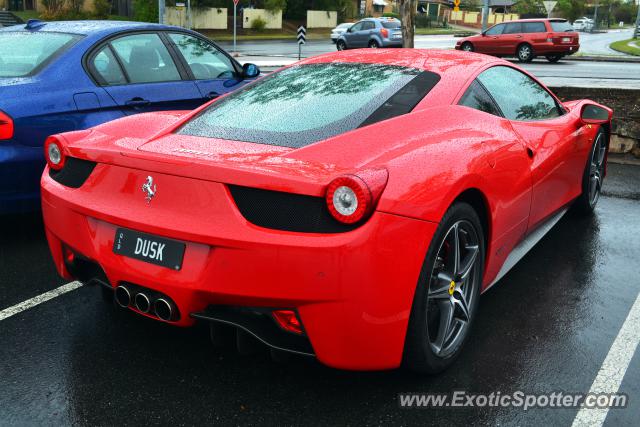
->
xmin=41 ymin=49 xmax=612 ymax=372
xmin=41 ymin=54 xmax=454 ymax=370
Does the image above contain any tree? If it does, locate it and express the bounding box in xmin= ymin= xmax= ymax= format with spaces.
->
xmin=557 ymin=0 xmax=585 ymax=22
xmin=513 ymin=0 xmax=543 ymax=15
xmin=399 ymin=0 xmax=415 ymax=48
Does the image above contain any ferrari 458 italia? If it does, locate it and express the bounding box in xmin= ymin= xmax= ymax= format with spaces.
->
xmin=42 ymin=50 xmax=612 ymax=373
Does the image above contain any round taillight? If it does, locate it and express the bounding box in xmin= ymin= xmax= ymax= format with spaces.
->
xmin=44 ymin=136 xmax=66 ymax=170
xmin=325 ymin=175 xmax=372 ymax=224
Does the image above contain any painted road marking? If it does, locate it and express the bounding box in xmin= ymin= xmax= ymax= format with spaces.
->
xmin=572 ymin=293 xmax=640 ymax=426
xmin=0 ymin=281 xmax=83 ymax=322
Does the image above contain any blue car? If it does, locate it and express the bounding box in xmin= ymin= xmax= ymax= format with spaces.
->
xmin=0 ymin=20 xmax=260 ymax=213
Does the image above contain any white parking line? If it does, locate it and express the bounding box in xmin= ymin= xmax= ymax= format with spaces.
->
xmin=0 ymin=281 xmax=83 ymax=322
xmin=572 ymin=293 xmax=640 ymax=427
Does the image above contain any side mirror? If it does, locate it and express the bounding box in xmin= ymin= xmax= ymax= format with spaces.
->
xmin=581 ymin=104 xmax=611 ymax=125
xmin=242 ymin=63 xmax=260 ymax=79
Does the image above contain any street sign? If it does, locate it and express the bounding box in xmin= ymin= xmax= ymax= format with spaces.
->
xmin=233 ymin=0 xmax=239 ymax=5
xmin=297 ymin=26 xmax=306 ymax=45
xmin=542 ymin=1 xmax=557 ymax=17
xmin=453 ymin=0 xmax=460 ymax=12
xmin=297 ymin=26 xmax=306 ymax=60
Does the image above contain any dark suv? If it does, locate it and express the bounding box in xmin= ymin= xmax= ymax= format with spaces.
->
xmin=455 ymin=18 xmax=579 ymax=63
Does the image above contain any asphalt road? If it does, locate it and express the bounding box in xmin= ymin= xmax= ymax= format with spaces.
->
xmin=222 ymin=32 xmax=640 ymax=89
xmin=218 ymin=29 xmax=636 ymax=57
xmin=0 ymin=164 xmax=639 ymax=426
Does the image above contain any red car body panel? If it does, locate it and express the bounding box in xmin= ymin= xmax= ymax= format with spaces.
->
xmin=41 ymin=50 xmax=610 ymax=370
xmin=456 ymin=19 xmax=580 ymax=58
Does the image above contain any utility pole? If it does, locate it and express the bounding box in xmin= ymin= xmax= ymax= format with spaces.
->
xmin=482 ymin=0 xmax=489 ymax=33
xmin=399 ymin=0 xmax=415 ymax=48
xmin=592 ymin=0 xmax=599 ymax=33
xmin=187 ymin=0 xmax=192 ymax=30
xmin=158 ymin=0 xmax=165 ymax=24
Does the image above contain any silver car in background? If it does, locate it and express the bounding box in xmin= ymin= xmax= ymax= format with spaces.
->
xmin=331 ymin=23 xmax=354 ymax=43
xmin=336 ymin=17 xmax=403 ymax=50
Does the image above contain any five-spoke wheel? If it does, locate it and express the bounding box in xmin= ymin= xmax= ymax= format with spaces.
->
xmin=575 ymin=127 xmax=607 ymax=214
xmin=404 ymin=202 xmax=484 ymax=373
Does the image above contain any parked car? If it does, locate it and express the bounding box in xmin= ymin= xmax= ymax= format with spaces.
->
xmin=0 ymin=19 xmax=259 ymax=214
xmin=42 ymin=49 xmax=611 ymax=373
xmin=572 ymin=18 xmax=594 ymax=32
xmin=336 ymin=17 xmax=402 ymax=50
xmin=330 ymin=22 xmax=353 ymax=43
xmin=455 ymin=18 xmax=579 ymax=63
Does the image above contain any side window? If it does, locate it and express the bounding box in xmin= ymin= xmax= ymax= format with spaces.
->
xmin=477 ymin=66 xmax=562 ymax=121
xmin=523 ymin=22 xmax=546 ymax=33
xmin=110 ymin=33 xmax=181 ymax=84
xmin=504 ymin=22 xmax=522 ymax=34
xmin=363 ymin=21 xmax=376 ymax=30
xmin=459 ymin=80 xmax=503 ymax=117
xmin=485 ymin=24 xmax=504 ymax=36
xmin=169 ymin=33 xmax=236 ymax=80
xmin=350 ymin=22 xmax=364 ymax=32
xmin=91 ymin=46 xmax=126 ymax=85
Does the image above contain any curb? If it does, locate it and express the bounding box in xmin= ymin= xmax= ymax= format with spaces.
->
xmin=566 ymin=55 xmax=640 ymax=63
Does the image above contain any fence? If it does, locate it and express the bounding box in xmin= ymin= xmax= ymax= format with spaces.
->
xmin=448 ymin=10 xmax=520 ymax=28
xmin=164 ymin=7 xmax=227 ymax=29
xmin=307 ymin=10 xmax=337 ymax=28
xmin=242 ymin=9 xmax=282 ymax=29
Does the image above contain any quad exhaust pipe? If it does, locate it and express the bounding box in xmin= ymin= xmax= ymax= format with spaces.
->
xmin=134 ymin=292 xmax=150 ymax=313
xmin=115 ymin=285 xmax=131 ymax=308
xmin=154 ymin=298 xmax=173 ymax=321
xmin=114 ymin=284 xmax=175 ymax=321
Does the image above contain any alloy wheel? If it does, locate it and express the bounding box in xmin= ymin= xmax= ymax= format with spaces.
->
xmin=462 ymin=43 xmax=473 ymax=52
xmin=518 ymin=45 xmax=532 ymax=62
xmin=426 ymin=220 xmax=480 ymax=357
xmin=588 ymin=131 xmax=606 ymax=206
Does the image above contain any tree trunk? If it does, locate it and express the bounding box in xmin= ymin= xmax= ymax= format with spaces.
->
xmin=400 ymin=0 xmax=415 ymax=48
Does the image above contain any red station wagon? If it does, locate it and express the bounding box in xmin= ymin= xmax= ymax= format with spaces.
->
xmin=455 ymin=18 xmax=579 ymax=63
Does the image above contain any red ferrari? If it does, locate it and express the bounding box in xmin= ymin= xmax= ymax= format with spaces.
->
xmin=41 ymin=50 xmax=612 ymax=373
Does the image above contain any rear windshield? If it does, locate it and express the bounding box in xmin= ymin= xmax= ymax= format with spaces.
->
xmin=0 ymin=31 xmax=79 ymax=77
xmin=179 ymin=63 xmax=440 ymax=148
xmin=550 ymin=20 xmax=574 ymax=32
xmin=382 ymin=21 xmax=401 ymax=29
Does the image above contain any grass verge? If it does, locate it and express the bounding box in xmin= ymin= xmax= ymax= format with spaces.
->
xmin=610 ymin=38 xmax=640 ymax=56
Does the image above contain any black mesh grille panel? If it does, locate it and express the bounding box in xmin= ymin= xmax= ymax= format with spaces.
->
xmin=228 ymin=185 xmax=358 ymax=233
xmin=49 ymin=157 xmax=97 ymax=188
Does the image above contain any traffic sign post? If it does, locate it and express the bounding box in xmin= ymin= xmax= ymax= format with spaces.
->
xmin=297 ymin=26 xmax=306 ymax=60
xmin=542 ymin=1 xmax=557 ymax=18
xmin=233 ymin=0 xmax=239 ymax=56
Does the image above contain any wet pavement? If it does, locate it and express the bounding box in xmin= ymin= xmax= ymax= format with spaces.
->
xmin=0 ymin=164 xmax=638 ymax=426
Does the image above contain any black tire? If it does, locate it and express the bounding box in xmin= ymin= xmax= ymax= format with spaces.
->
xmin=516 ymin=43 xmax=534 ymax=62
xmin=336 ymin=40 xmax=347 ymax=51
xmin=574 ymin=127 xmax=607 ymax=215
xmin=461 ymin=42 xmax=474 ymax=52
xmin=368 ymin=39 xmax=380 ymax=48
xmin=545 ymin=54 xmax=562 ymax=63
xmin=403 ymin=202 xmax=484 ymax=374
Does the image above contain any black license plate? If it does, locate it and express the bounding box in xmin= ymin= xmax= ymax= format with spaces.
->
xmin=113 ymin=228 xmax=185 ymax=270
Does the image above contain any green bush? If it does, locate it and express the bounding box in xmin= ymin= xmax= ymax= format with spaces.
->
xmin=93 ymin=0 xmax=112 ymax=19
xmin=133 ymin=0 xmax=159 ymax=23
xmin=251 ymin=16 xmax=267 ymax=31
xmin=264 ymin=0 xmax=286 ymax=12
xmin=382 ymin=12 xmax=399 ymax=19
